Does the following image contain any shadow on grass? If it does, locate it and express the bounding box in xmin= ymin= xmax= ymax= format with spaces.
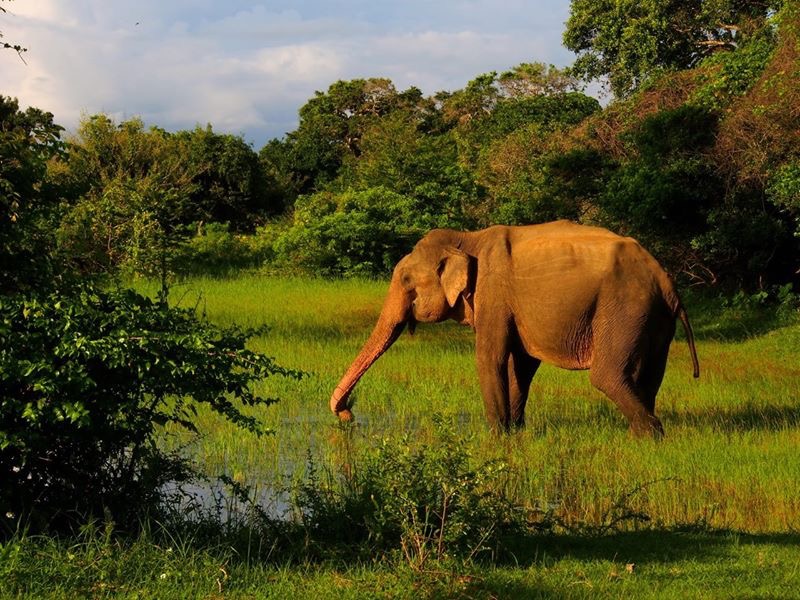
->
xmin=662 ymin=403 xmax=800 ymax=433
xmin=499 ymin=527 xmax=800 ymax=568
xmin=522 ymin=402 xmax=800 ymax=438
xmin=443 ymin=528 xmax=800 ymax=599
xmin=680 ymin=289 xmax=798 ymax=343
xmin=165 ymin=518 xmax=800 ymax=572
xmin=689 ymin=314 xmax=790 ymax=343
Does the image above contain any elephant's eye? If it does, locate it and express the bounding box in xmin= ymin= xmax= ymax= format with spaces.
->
xmin=402 ymin=274 xmax=412 ymax=287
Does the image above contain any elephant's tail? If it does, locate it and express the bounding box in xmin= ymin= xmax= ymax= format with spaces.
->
xmin=677 ymin=305 xmax=700 ymax=378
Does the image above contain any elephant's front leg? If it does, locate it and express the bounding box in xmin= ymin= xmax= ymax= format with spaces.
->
xmin=508 ymin=351 xmax=540 ymax=429
xmin=475 ymin=327 xmax=513 ymax=432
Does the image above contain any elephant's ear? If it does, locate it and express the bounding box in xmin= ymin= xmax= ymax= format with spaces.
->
xmin=440 ymin=249 xmax=470 ymax=308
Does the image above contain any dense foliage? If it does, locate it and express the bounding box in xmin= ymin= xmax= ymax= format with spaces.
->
xmin=0 ymin=97 xmax=63 ymax=293
xmin=5 ymin=2 xmax=797 ymax=288
xmin=274 ymin=187 xmax=430 ymax=277
xmin=0 ymin=97 xmax=298 ymax=533
xmin=6 ymin=0 xmax=795 ymax=288
xmin=55 ymin=117 xmax=282 ymax=278
xmin=563 ymin=0 xmax=784 ymax=97
xmin=0 ymin=285 xmax=299 ymax=531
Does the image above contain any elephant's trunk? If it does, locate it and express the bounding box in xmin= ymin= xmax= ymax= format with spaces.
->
xmin=330 ymin=276 xmax=410 ymax=420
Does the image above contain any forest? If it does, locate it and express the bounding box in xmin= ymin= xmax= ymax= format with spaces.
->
xmin=3 ymin=0 xmax=798 ymax=289
xmin=2 ymin=0 xmax=800 ymax=597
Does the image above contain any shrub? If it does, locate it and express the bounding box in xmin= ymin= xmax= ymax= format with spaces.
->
xmin=0 ymin=96 xmax=64 ymax=294
xmin=768 ymin=161 xmax=800 ymax=237
xmin=55 ymin=117 xmax=198 ymax=278
xmin=479 ymin=126 xmax=610 ymax=226
xmin=0 ymin=284 xmax=300 ymax=532
xmin=291 ymin=418 xmax=525 ymax=567
xmin=273 ymin=187 xmax=428 ymax=277
xmin=174 ymin=222 xmax=273 ymax=277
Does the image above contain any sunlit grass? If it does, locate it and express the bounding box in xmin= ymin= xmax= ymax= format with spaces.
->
xmin=137 ymin=274 xmax=800 ymax=533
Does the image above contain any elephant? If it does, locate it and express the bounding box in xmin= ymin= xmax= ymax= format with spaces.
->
xmin=330 ymin=221 xmax=699 ymax=437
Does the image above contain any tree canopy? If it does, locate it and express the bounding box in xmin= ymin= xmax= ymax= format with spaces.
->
xmin=3 ymin=4 xmax=798 ymax=287
xmin=564 ymin=0 xmax=783 ymax=97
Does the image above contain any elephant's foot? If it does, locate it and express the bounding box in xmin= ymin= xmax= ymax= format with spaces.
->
xmin=629 ymin=415 xmax=664 ymax=439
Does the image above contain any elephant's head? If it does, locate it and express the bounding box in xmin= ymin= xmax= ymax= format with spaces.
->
xmin=330 ymin=233 xmax=475 ymax=421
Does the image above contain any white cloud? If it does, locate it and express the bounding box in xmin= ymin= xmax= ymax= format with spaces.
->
xmin=255 ymin=44 xmax=343 ymax=81
xmin=2 ymin=0 xmax=578 ymax=146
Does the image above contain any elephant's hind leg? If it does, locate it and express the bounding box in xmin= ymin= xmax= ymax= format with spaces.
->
xmin=589 ymin=340 xmax=665 ymax=438
xmin=635 ymin=321 xmax=674 ymax=415
xmin=590 ymin=370 xmax=664 ymax=437
xmin=588 ymin=304 xmax=673 ymax=437
xmin=508 ymin=351 xmax=540 ymax=428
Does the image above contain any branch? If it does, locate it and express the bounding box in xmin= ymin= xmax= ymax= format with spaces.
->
xmin=2 ymin=41 xmax=28 ymax=64
xmin=2 ymin=0 xmax=29 ymax=62
xmin=697 ymin=39 xmax=737 ymax=53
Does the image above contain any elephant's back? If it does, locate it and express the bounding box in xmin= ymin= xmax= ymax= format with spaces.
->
xmin=507 ymin=223 xmax=630 ymax=281
xmin=505 ymin=224 xmax=674 ymax=368
xmin=508 ymin=220 xmax=624 ymax=243
xmin=508 ymin=222 xmax=666 ymax=283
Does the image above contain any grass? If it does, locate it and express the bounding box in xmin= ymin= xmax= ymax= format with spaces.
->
xmin=5 ymin=527 xmax=800 ymax=598
xmin=142 ymin=274 xmax=800 ymax=533
xmin=5 ymin=273 xmax=799 ymax=598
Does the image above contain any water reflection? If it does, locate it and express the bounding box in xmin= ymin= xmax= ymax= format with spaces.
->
xmin=163 ymin=480 xmax=291 ymax=521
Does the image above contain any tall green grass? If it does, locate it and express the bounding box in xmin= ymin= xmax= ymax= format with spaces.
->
xmin=134 ymin=274 xmax=800 ymax=534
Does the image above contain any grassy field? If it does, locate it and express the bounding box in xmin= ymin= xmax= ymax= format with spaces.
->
xmin=6 ymin=273 xmax=800 ymax=598
xmin=146 ymin=275 xmax=800 ymax=534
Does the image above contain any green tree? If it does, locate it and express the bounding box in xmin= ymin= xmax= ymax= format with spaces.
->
xmin=596 ymin=104 xmax=721 ymax=256
xmin=57 ymin=115 xmax=197 ymax=277
xmin=274 ymin=187 xmax=427 ymax=277
xmin=259 ymin=137 xmax=304 ymax=207
xmin=268 ymin=79 xmax=428 ymax=197
xmin=497 ymin=62 xmax=584 ymax=97
xmin=443 ymin=71 xmax=600 ymax=169
xmin=178 ymin=125 xmax=283 ymax=230
xmin=439 ymin=73 xmax=500 ymax=127
xmin=0 ymin=96 xmax=64 ymax=293
xmin=477 ymin=123 xmax=610 ymax=225
xmin=564 ymin=0 xmax=782 ymax=97
xmin=337 ymin=111 xmax=482 ymax=228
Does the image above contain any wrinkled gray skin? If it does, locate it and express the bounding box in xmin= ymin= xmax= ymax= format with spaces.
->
xmin=330 ymin=221 xmax=699 ymax=437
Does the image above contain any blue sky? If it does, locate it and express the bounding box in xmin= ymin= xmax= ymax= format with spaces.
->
xmin=3 ymin=0 xmax=578 ymax=147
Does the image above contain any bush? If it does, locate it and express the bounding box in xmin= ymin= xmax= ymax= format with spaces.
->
xmin=768 ymin=161 xmax=800 ymax=237
xmin=174 ymin=222 xmax=273 ymax=277
xmin=274 ymin=187 xmax=429 ymax=277
xmin=0 ymin=284 xmax=300 ymax=532
xmin=291 ymin=418 xmax=525 ymax=567
xmin=55 ymin=117 xmax=198 ymax=278
xmin=481 ymin=132 xmax=610 ymax=226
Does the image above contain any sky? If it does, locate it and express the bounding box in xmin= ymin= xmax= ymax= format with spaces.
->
xmin=2 ymin=0 xmax=579 ymax=148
